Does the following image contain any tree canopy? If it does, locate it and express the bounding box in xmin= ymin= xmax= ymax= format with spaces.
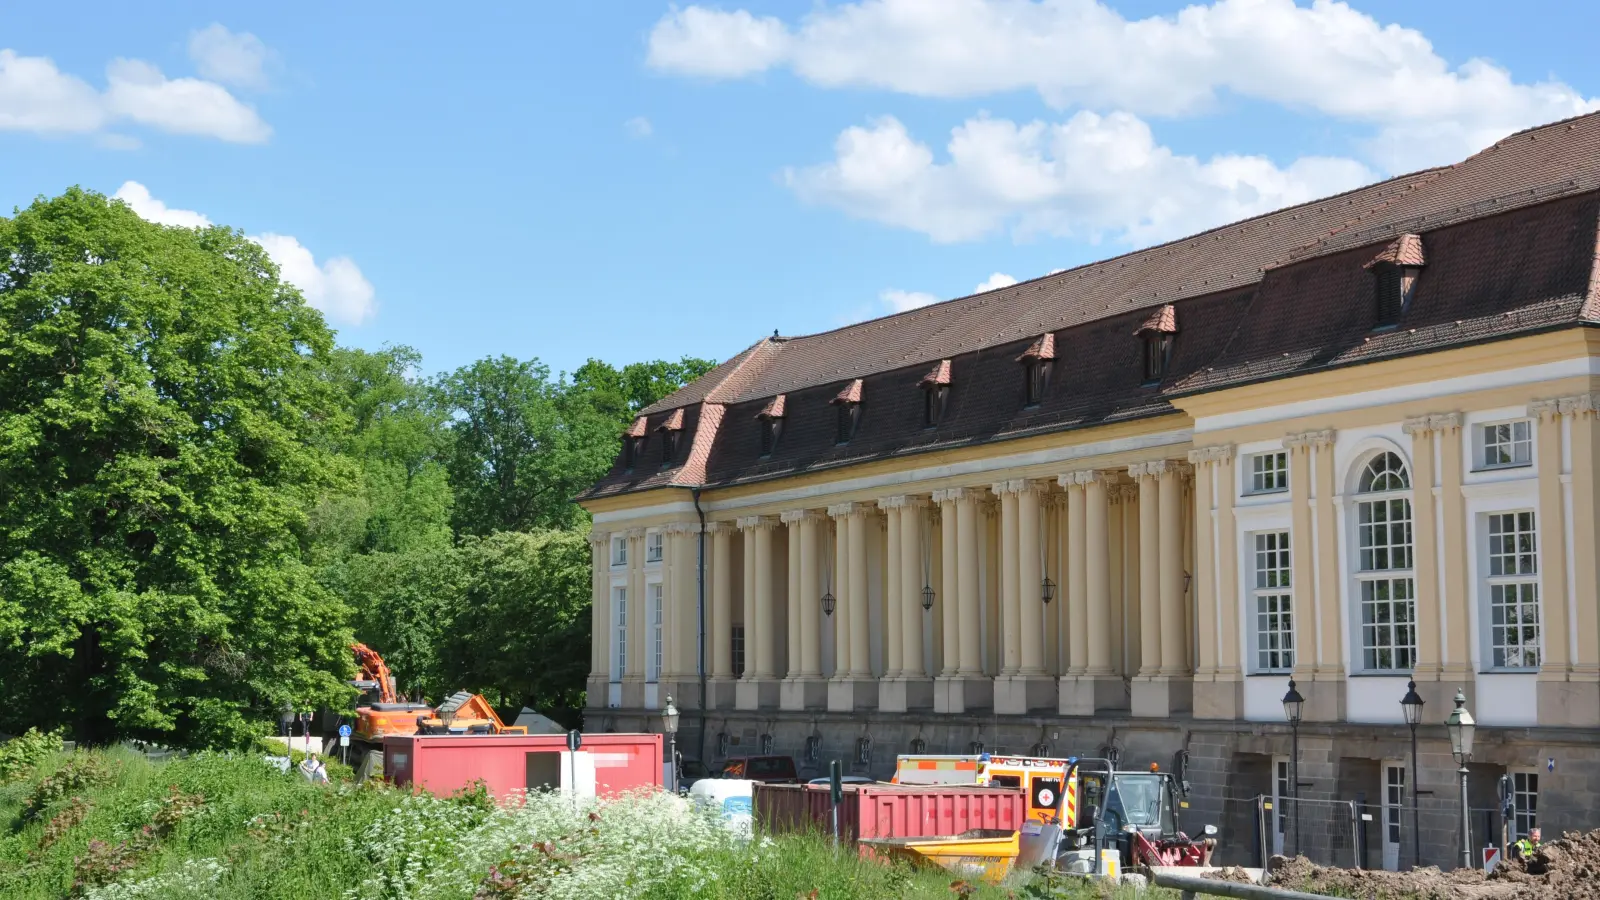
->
xmin=0 ymin=187 xmax=717 ymax=745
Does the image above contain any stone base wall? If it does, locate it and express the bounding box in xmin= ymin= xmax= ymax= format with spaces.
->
xmin=589 ymin=707 xmax=1600 ymax=869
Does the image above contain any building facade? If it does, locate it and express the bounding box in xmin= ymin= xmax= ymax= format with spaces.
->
xmin=578 ymin=114 xmax=1600 ymax=867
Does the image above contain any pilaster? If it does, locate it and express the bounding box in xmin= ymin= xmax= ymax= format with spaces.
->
xmin=1190 ymin=445 xmax=1243 ymax=720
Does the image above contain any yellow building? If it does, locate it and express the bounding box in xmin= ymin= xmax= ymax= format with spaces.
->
xmin=579 ymin=113 xmax=1600 ymax=866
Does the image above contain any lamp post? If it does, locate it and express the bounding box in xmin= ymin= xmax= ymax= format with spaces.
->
xmin=1445 ymin=688 xmax=1475 ymax=870
xmin=662 ymin=695 xmax=680 ymax=792
xmin=1400 ymin=680 xmax=1425 ymax=868
xmin=1282 ymin=679 xmax=1305 ymax=857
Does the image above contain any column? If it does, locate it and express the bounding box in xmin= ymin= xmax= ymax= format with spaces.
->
xmin=1188 ymin=451 xmax=1218 ymax=684
xmin=1108 ymin=484 xmax=1126 ymax=678
xmin=1401 ymin=418 xmax=1444 ymax=692
xmin=828 ymin=505 xmax=853 ymax=677
xmin=586 ymin=531 xmax=610 ymax=709
xmin=709 ymin=522 xmax=734 ymax=707
xmin=1017 ymin=482 xmax=1046 ymax=675
xmin=798 ymin=514 xmax=822 ymax=678
xmin=936 ymin=489 xmax=961 ymax=677
xmin=1191 ymin=445 xmax=1242 ymax=719
xmin=956 ymin=491 xmax=985 ymax=678
xmin=784 ymin=511 xmax=802 ymax=678
xmin=1216 ymin=457 xmax=1241 ymax=686
xmin=1435 ymin=416 xmax=1470 ymax=683
xmin=900 ymin=496 xmax=927 ymax=678
xmin=737 ymin=516 xmax=779 ymax=709
xmin=1158 ymin=464 xmax=1188 ymax=677
xmin=994 ymin=482 xmax=1021 ymax=676
xmin=1285 ymin=434 xmax=1320 ymax=684
xmin=827 ymin=503 xmax=874 ymax=711
xmin=1561 ymin=395 xmax=1600 ymax=720
xmin=1085 ymin=474 xmax=1112 ymax=679
xmin=1134 ymin=464 xmax=1162 ymax=678
xmin=880 ymin=497 xmax=905 ymax=678
xmin=1063 ymin=474 xmax=1089 ymax=676
xmin=848 ymin=507 xmax=871 ymax=680
xmin=625 ymin=528 xmax=646 ymax=684
xmin=1311 ymin=432 xmax=1344 ymax=690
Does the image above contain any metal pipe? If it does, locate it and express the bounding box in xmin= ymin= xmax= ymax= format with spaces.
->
xmin=1150 ymin=870 xmax=1332 ymax=900
xmin=1291 ymin=721 xmax=1300 ymax=858
xmin=693 ymin=486 xmax=708 ymax=765
xmin=1409 ymin=721 xmax=1420 ymax=869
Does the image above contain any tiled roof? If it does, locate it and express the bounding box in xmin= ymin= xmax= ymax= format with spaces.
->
xmin=757 ymin=394 xmax=786 ymax=419
xmin=832 ymin=379 xmax=863 ymax=404
xmin=625 ymin=416 xmax=648 ymax=438
xmin=657 ymin=408 xmax=685 ymax=431
xmin=1134 ymin=304 xmax=1177 ymax=335
xmin=1016 ymin=334 xmax=1056 ymax=361
xmin=1365 ymin=233 xmax=1426 ymax=268
xmin=582 ymin=112 xmax=1600 ymax=500
xmin=919 ymin=360 xmax=952 ymax=387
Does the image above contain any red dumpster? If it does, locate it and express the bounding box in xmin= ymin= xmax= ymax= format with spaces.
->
xmin=755 ymin=782 xmax=1026 ymax=845
xmin=385 ymin=733 xmax=662 ymax=802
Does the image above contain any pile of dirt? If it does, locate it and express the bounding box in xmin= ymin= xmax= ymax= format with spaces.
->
xmin=1260 ymin=830 xmax=1600 ymax=900
xmin=1202 ymin=866 xmax=1257 ymax=884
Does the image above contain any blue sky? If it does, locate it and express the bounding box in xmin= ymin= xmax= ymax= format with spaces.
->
xmin=4 ymin=2 xmax=1599 ymax=378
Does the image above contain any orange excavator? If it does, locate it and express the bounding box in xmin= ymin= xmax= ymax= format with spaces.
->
xmin=348 ymin=644 xmax=525 ymax=756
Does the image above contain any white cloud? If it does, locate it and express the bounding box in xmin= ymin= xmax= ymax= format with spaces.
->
xmin=648 ymin=0 xmax=1600 ymax=170
xmin=625 ymin=116 xmax=653 ymax=139
xmin=974 ymin=272 xmax=1017 ymax=292
xmin=0 ymin=46 xmax=268 ymax=144
xmin=113 ymin=182 xmax=375 ymax=327
xmin=114 ymin=181 xmax=212 ymax=228
xmin=880 ymin=288 xmax=940 ymax=312
xmin=648 ymin=7 xmax=790 ymax=78
xmin=188 ymin=24 xmax=271 ymax=90
xmin=787 ymin=111 xmax=1373 ymax=244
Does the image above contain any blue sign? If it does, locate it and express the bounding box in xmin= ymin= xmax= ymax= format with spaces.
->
xmin=338 ymin=724 xmax=352 ymax=738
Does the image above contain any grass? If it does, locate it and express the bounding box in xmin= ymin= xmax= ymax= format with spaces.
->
xmin=0 ymin=746 xmax=1147 ymax=899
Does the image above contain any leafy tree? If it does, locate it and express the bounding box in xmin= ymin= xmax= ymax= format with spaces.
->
xmin=0 ymin=188 xmax=355 ymax=747
xmin=568 ymin=356 xmax=717 ymax=420
xmin=438 ymin=529 xmax=591 ymax=726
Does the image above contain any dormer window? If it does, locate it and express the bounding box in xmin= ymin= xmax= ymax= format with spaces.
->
xmin=919 ymin=360 xmax=951 ymax=427
xmin=1135 ymin=304 xmax=1177 ymax=385
xmin=623 ymin=417 xmax=648 ymax=472
xmin=656 ymin=408 xmax=684 ymax=468
xmin=832 ymin=379 xmax=863 ymax=444
xmin=1016 ymin=335 xmax=1055 ymax=407
xmin=1365 ymin=233 xmax=1425 ymax=329
xmin=756 ymin=394 xmax=785 ymax=457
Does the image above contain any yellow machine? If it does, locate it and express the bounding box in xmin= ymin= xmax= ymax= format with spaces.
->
xmin=893 ymin=754 xmax=1082 ymax=826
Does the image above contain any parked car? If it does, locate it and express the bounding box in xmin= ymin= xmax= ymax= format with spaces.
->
xmin=718 ymin=755 xmax=800 ymax=784
xmin=806 ymin=775 xmax=876 ymax=786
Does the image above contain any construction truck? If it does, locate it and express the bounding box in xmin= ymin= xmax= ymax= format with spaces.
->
xmin=347 ymin=645 xmax=526 ymax=763
xmin=893 ymin=753 xmax=1217 ymax=875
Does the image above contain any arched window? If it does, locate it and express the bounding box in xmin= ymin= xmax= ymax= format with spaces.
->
xmin=1354 ymin=451 xmax=1415 ymax=672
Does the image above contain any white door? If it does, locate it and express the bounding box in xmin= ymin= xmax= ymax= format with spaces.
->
xmin=1272 ymin=757 xmax=1289 ymax=856
xmin=1382 ymin=763 xmax=1405 ymax=870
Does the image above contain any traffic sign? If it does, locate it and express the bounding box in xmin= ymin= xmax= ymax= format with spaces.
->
xmin=338 ymin=724 xmax=352 ymax=737
xmin=567 ymin=730 xmax=582 ymax=752
xmin=1483 ymin=847 xmax=1500 ymax=872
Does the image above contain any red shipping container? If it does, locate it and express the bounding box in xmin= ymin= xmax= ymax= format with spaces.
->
xmin=755 ymin=782 xmax=1025 ymax=845
xmin=385 ymin=733 xmax=662 ymax=802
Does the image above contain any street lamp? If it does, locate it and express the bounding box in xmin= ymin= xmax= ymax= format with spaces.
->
xmin=1041 ymin=577 xmax=1056 ymax=604
xmin=1282 ymin=679 xmax=1305 ymax=857
xmin=1445 ymin=688 xmax=1475 ymax=870
xmin=662 ymin=695 xmax=680 ymax=792
xmin=921 ymin=585 xmax=935 ymax=611
xmin=1400 ymin=680 xmax=1425 ymax=868
xmin=821 ymin=590 xmax=836 ymax=617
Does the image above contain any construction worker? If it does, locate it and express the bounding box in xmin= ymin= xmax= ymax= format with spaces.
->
xmin=1514 ymin=827 xmax=1541 ymax=860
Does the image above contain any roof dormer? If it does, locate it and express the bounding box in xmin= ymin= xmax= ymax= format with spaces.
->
xmin=655 ymin=408 xmax=685 ymax=467
xmin=1135 ymin=304 xmax=1177 ymax=384
xmin=756 ymin=394 xmax=785 ymax=456
xmin=1016 ymin=335 xmax=1055 ymax=407
xmin=919 ymin=360 xmax=952 ymax=427
xmin=1365 ymin=233 xmax=1426 ymax=328
xmin=831 ymin=379 xmax=863 ymax=444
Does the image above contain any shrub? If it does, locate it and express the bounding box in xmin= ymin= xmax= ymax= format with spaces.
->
xmin=0 ymin=728 xmax=64 ymax=783
xmin=24 ymin=754 xmax=115 ymax=819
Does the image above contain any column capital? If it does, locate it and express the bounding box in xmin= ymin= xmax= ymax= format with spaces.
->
xmin=736 ymin=515 xmax=780 ymax=531
xmin=931 ymin=486 xmax=972 ymax=504
xmin=1285 ymin=428 xmax=1337 ymax=447
xmin=826 ymin=501 xmax=868 ymax=519
xmin=704 ymin=520 xmax=736 ymax=535
xmin=1187 ymin=444 xmax=1236 ymax=465
xmin=1057 ymin=469 xmax=1106 ymax=488
xmin=1400 ymin=415 xmax=1437 ymax=436
xmin=623 ymin=527 xmax=646 ymax=540
xmin=877 ymin=494 xmax=917 ymax=510
xmin=779 ymin=508 xmax=823 ymax=524
xmin=587 ymin=530 xmax=610 ymax=548
xmin=1557 ymin=393 xmax=1599 ymax=418
xmin=1128 ymin=459 xmax=1165 ymax=479
xmin=664 ymin=521 xmax=701 ymax=535
xmin=990 ymin=478 xmax=1049 ymax=497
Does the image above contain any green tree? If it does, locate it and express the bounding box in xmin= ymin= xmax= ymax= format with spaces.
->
xmin=438 ymin=529 xmax=591 ymax=725
xmin=0 ymin=188 xmax=356 ymax=747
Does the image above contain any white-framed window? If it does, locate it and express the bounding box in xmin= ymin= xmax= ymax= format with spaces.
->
xmin=1248 ymin=451 xmax=1289 ymax=494
xmin=610 ymin=534 xmax=627 ymax=567
xmin=1478 ymin=420 xmax=1533 ymax=470
xmin=1253 ymin=531 xmax=1294 ymax=673
xmin=647 ymin=582 xmax=663 ymax=683
xmin=645 ymin=531 xmax=664 ymax=564
xmin=1510 ymin=770 xmax=1539 ymax=839
xmin=1355 ymin=452 xmax=1416 ymax=672
xmin=731 ymin=625 xmax=746 ymax=678
xmin=1486 ymin=511 xmax=1540 ymax=670
xmin=1271 ymin=757 xmax=1290 ymax=856
xmin=610 ymin=586 xmax=627 ymax=682
xmin=1381 ymin=763 xmax=1406 ymax=871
